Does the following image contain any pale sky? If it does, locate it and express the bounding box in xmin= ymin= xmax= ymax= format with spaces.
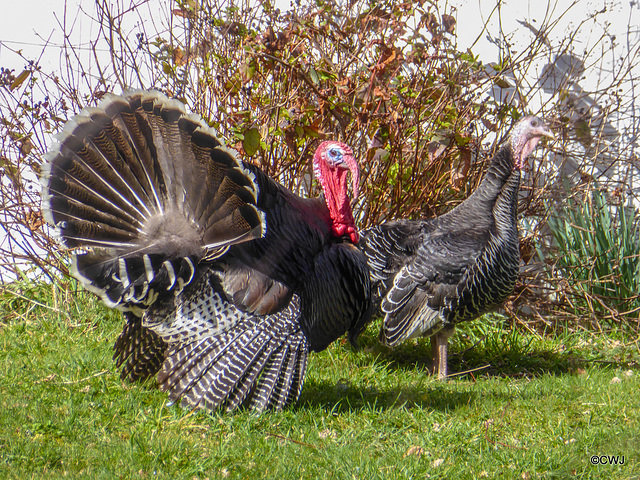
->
xmin=2 ymin=1 xmax=636 ymax=73
xmin=2 ymin=1 xmax=637 ymax=113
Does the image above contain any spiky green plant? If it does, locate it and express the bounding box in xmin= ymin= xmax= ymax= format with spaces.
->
xmin=546 ymin=186 xmax=640 ymax=327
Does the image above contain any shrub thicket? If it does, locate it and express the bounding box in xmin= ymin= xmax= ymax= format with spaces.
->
xmin=1 ymin=0 xmax=638 ymax=331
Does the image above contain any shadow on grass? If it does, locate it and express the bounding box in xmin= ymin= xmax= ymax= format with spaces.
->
xmin=297 ymin=379 xmax=475 ymax=413
xmin=295 ymin=341 xmax=629 ymax=414
xmin=360 ymin=342 xmax=588 ymax=380
xmin=359 ymin=334 xmax=629 ymax=381
xmin=292 ymin=324 xmax=640 ymax=414
xmin=295 ymin=346 xmax=580 ymax=414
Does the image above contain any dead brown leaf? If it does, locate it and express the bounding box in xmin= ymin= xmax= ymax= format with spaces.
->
xmin=173 ymin=47 xmax=185 ymax=66
xmin=442 ymin=14 xmax=456 ymax=34
xmin=26 ymin=210 xmax=44 ymax=232
xmin=403 ymin=445 xmax=425 ymax=458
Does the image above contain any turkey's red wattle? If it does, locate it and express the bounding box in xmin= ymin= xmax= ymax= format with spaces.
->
xmin=314 ymin=155 xmax=359 ymax=244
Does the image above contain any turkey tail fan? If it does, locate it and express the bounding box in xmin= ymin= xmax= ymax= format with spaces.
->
xmin=113 ymin=312 xmax=167 ymax=382
xmin=41 ymin=90 xmax=266 ymax=310
xmin=146 ymin=273 xmax=309 ymax=412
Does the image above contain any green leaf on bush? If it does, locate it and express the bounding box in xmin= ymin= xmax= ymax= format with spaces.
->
xmin=240 ymin=62 xmax=255 ymax=83
xmin=0 ymin=156 xmax=20 ymax=186
xmin=243 ymin=127 xmax=261 ymax=156
xmin=493 ymin=77 xmax=511 ymax=88
xmin=308 ymin=67 xmax=319 ymax=85
xmin=303 ymin=126 xmax=322 ymax=138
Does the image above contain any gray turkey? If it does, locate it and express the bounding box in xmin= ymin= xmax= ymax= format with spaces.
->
xmin=361 ymin=116 xmax=553 ymax=379
xmin=41 ymin=90 xmax=371 ymax=412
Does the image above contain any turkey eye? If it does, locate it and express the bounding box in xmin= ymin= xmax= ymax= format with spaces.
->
xmin=531 ymin=119 xmax=539 ymax=127
xmin=329 ymin=148 xmax=339 ymax=157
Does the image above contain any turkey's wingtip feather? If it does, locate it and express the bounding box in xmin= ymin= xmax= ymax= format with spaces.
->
xmin=380 ymin=300 xmax=443 ymax=347
xmin=147 ymin=288 xmax=310 ymax=413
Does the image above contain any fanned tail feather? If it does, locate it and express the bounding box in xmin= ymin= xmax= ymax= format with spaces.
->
xmin=41 ymin=90 xmax=266 ymax=310
xmin=157 ymin=326 xmax=271 ymax=409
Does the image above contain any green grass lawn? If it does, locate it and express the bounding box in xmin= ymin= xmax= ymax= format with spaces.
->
xmin=1 ymin=280 xmax=638 ymax=479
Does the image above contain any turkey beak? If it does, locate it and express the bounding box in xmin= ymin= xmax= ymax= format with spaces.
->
xmin=345 ymin=154 xmax=359 ymax=200
xmin=541 ymin=127 xmax=555 ymax=140
xmin=535 ymin=121 xmax=555 ymax=141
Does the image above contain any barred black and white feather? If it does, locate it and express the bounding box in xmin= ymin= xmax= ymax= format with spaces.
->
xmin=113 ymin=312 xmax=167 ymax=382
xmin=140 ymin=271 xmax=309 ymax=411
xmin=42 ymin=90 xmax=371 ymax=412
xmin=361 ymin=116 xmax=553 ymax=378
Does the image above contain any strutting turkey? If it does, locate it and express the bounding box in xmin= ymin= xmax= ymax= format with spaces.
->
xmin=41 ymin=90 xmax=371 ymax=412
xmin=361 ymin=116 xmax=554 ymax=379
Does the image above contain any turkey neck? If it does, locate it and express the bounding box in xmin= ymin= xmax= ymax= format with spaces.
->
xmin=451 ymin=145 xmax=521 ymax=236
